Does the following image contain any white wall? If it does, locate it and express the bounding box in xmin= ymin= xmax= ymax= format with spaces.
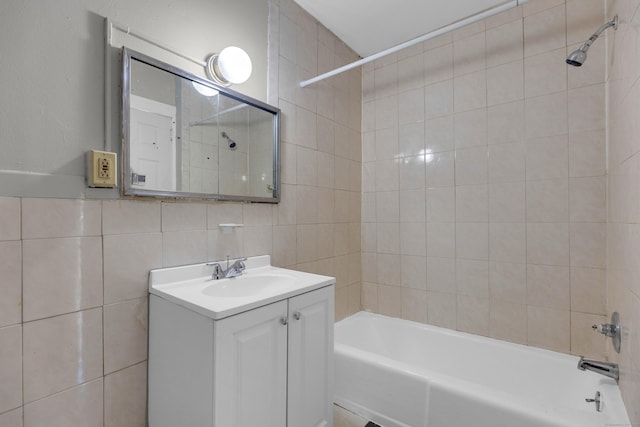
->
xmin=0 ymin=0 xmax=268 ymax=199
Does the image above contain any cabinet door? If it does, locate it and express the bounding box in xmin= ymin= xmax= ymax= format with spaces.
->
xmin=287 ymin=285 xmax=335 ymax=427
xmin=214 ymin=300 xmax=288 ymax=427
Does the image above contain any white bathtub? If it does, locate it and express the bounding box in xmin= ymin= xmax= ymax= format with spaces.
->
xmin=334 ymin=312 xmax=631 ymax=427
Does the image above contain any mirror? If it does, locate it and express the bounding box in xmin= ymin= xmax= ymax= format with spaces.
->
xmin=122 ymin=48 xmax=280 ymax=202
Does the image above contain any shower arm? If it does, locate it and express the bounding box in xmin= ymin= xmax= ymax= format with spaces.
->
xmin=578 ymin=16 xmax=618 ymax=52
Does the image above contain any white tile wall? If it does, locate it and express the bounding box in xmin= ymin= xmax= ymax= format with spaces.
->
xmin=362 ymin=0 xmax=608 ymax=358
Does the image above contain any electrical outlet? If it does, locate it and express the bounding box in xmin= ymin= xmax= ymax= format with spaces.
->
xmin=87 ymin=150 xmax=117 ymax=188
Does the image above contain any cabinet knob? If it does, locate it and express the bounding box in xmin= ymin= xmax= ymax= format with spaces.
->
xmin=293 ymin=311 xmax=301 ymax=320
xmin=280 ymin=316 xmax=288 ymax=326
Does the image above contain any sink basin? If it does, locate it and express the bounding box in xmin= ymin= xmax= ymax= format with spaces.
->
xmin=202 ymin=274 xmax=295 ymax=298
xmin=149 ymin=255 xmax=335 ymax=319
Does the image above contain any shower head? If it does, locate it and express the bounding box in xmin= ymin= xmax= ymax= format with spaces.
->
xmin=566 ymin=48 xmax=588 ymax=67
xmin=221 ymin=131 xmax=237 ymax=150
xmin=566 ymin=15 xmax=618 ymax=67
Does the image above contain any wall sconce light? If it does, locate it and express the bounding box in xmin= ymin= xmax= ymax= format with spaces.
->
xmin=205 ymin=46 xmax=252 ymax=86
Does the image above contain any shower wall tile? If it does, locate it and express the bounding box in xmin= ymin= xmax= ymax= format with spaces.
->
xmin=566 ymin=0 xmax=605 ymax=46
xmin=454 ymin=146 xmax=488 ymax=185
xmin=523 ymin=49 xmax=568 ymax=98
xmin=523 ymin=5 xmax=566 ymax=57
xmin=23 ymin=379 xmax=103 ymax=427
xmin=425 ymin=187 xmax=454 ymax=222
xmin=104 ymin=362 xmax=147 ymax=427
xmin=103 ymin=298 xmax=148 ymax=375
xmin=526 ymin=264 xmax=571 ymax=309
xmin=525 ymin=134 xmax=569 ymax=180
xmin=524 ymin=92 xmax=568 ymax=138
xmin=454 ymin=108 xmax=487 ymax=148
xmin=486 ymin=19 xmax=523 ymax=67
xmin=102 ymin=200 xmax=161 ymax=235
xmin=22 ymin=236 xmax=103 ymax=321
xmin=456 ymin=295 xmax=489 ymax=336
xmin=489 ymin=182 xmax=526 ymax=222
xmin=454 ymin=69 xmax=487 ymax=112
xmin=0 ymin=241 xmax=21 ymax=327
xmin=426 ymin=291 xmax=457 ymax=329
xmin=486 ymin=6 xmax=522 ymax=30
xmin=398 ymin=54 xmax=424 ymax=93
xmin=162 ymin=230 xmax=208 ymax=267
xmin=490 ymin=298 xmax=527 ymax=344
xmin=526 ymin=179 xmax=569 ymax=222
xmin=22 ymin=198 xmax=101 ymax=239
xmin=423 ymin=44 xmax=453 ymax=85
xmin=400 ymin=255 xmax=427 ymax=290
xmin=364 ymin=0 xmax=607 ymax=368
xmin=568 ymin=84 xmax=606 ymax=132
xmin=161 ymin=203 xmax=206 ymax=231
xmin=425 ymin=116 xmax=454 ymax=153
xmin=0 ymin=197 xmax=20 ymax=241
xmin=453 ymin=34 xmax=486 ymax=76
xmin=488 ymin=142 xmax=525 ymax=183
xmin=0 ymin=325 xmax=22 ymax=414
xmin=23 ymin=308 xmax=103 ymax=403
xmin=522 ymin=0 xmax=564 ymax=17
xmin=455 ymin=185 xmax=488 ymax=222
xmin=489 ymin=262 xmax=526 ymax=303
xmin=425 ymin=80 xmax=454 ymax=118
xmin=568 ymin=130 xmax=606 ymax=178
xmin=0 ymin=408 xmax=22 ymax=427
xmin=489 ymin=222 xmax=526 ymax=263
xmin=570 ymin=267 xmax=605 ymax=314
xmin=526 ymin=222 xmax=570 ymax=266
xmin=527 ymin=306 xmax=570 ymax=352
xmin=486 ymin=60 xmax=524 ymax=105
xmin=103 ymin=233 xmax=162 ymax=305
xmin=401 ymin=287 xmax=427 ymax=323
xmin=487 ymin=101 xmax=524 ymax=144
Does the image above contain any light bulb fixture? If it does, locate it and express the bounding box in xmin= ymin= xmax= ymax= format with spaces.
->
xmin=191 ymin=81 xmax=219 ymax=97
xmin=205 ymin=46 xmax=252 ymax=86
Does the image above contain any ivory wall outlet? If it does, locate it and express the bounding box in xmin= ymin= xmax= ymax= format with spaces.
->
xmin=87 ymin=150 xmax=117 ymax=188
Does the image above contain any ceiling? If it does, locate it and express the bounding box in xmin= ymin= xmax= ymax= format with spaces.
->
xmin=293 ymin=0 xmax=512 ymax=57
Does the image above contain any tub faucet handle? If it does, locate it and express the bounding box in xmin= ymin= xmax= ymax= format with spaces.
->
xmin=585 ymin=391 xmax=602 ymax=412
xmin=591 ymin=312 xmax=622 ymax=354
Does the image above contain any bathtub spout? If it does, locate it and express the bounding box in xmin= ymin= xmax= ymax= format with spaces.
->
xmin=577 ymin=356 xmax=619 ymax=381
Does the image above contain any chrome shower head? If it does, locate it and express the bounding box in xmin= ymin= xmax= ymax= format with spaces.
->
xmin=566 ymin=15 xmax=618 ymax=67
xmin=221 ymin=131 xmax=237 ymax=150
xmin=566 ymin=47 xmax=588 ymax=67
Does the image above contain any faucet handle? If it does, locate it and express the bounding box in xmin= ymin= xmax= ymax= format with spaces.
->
xmin=206 ymin=262 xmax=224 ymax=280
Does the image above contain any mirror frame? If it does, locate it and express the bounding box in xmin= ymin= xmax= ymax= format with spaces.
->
xmin=122 ymin=47 xmax=281 ymax=203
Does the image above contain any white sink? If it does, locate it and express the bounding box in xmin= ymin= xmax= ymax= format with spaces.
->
xmin=202 ymin=274 xmax=296 ymax=298
xmin=149 ymin=255 xmax=335 ymax=319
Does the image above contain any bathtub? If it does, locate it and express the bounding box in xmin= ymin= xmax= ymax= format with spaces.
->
xmin=334 ymin=312 xmax=631 ymax=427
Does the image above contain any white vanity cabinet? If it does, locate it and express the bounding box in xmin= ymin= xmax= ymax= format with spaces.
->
xmin=148 ymin=269 xmax=334 ymax=427
xmin=214 ymin=285 xmax=334 ymax=427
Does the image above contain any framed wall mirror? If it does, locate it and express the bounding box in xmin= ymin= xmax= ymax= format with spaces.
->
xmin=122 ymin=48 xmax=280 ymax=202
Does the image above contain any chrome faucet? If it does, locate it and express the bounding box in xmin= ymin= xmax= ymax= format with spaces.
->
xmin=577 ymin=356 xmax=619 ymax=381
xmin=207 ymin=257 xmax=247 ymax=280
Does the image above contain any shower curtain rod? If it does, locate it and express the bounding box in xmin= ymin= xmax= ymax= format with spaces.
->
xmin=299 ymin=0 xmax=529 ymax=88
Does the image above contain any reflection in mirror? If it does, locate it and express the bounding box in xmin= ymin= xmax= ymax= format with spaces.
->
xmin=123 ymin=48 xmax=280 ymax=202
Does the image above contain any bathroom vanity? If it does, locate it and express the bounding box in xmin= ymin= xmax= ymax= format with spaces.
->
xmin=148 ymin=255 xmax=335 ymax=427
